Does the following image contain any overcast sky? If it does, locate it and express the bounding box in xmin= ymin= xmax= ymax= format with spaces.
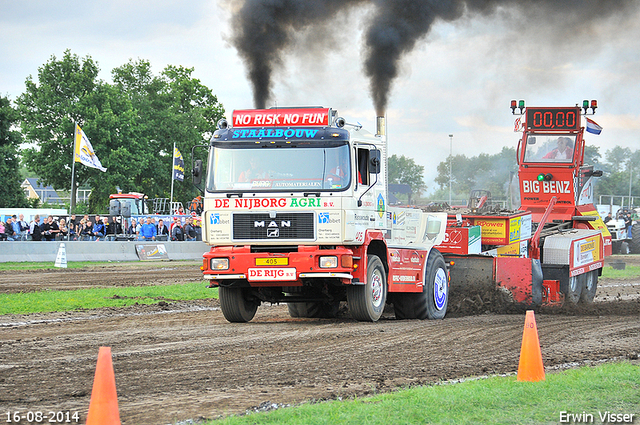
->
xmin=2 ymin=1 xmax=639 ymax=195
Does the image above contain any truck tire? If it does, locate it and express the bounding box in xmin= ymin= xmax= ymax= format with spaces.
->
xmin=347 ymin=255 xmax=387 ymax=322
xmin=287 ymin=301 xmax=340 ymax=318
xmin=393 ymin=250 xmax=448 ymax=320
xmin=619 ymin=241 xmax=630 ymax=255
xmin=565 ymin=274 xmax=583 ymax=305
xmin=219 ymin=287 xmax=258 ymax=323
xmin=580 ymin=270 xmax=598 ymax=303
xmin=630 ymin=223 xmax=640 ymax=254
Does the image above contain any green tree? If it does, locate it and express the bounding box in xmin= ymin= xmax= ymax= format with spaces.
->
xmin=388 ymin=154 xmax=426 ymax=202
xmin=0 ymin=96 xmax=29 ymax=208
xmin=434 ymin=147 xmax=517 ymax=202
xmin=112 ymin=59 xmax=225 ymax=207
xmin=16 ymin=50 xmax=112 ymax=212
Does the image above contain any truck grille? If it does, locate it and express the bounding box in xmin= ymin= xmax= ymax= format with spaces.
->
xmin=233 ymin=212 xmax=315 ymax=240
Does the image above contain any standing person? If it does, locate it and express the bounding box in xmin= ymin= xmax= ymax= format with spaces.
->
xmin=156 ymin=219 xmax=169 ymax=241
xmin=183 ymin=217 xmax=196 ymax=241
xmin=69 ymin=214 xmax=78 ymax=227
xmin=11 ymin=215 xmax=22 ymax=241
xmin=0 ymin=219 xmax=7 ymax=241
xmin=139 ymin=217 xmax=157 ymax=241
xmin=92 ymin=215 xmax=105 ymax=241
xmin=18 ymin=214 xmax=29 ymax=241
xmin=171 ymin=219 xmax=184 ymax=241
xmin=127 ymin=218 xmax=138 ymax=236
xmin=29 ymin=215 xmax=43 ymax=241
xmin=4 ymin=218 xmax=17 ymax=241
xmin=103 ymin=217 xmax=114 ymax=241
xmin=40 ymin=216 xmax=53 ymax=241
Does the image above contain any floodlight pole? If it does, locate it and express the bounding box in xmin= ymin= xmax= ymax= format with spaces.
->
xmin=449 ymin=134 xmax=453 ymax=205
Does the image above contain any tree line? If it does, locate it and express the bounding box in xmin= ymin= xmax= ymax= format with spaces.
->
xmin=1 ymin=50 xmax=224 ymax=213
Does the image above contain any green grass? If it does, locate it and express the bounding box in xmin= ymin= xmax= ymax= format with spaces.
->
xmin=210 ymin=362 xmax=640 ymax=425
xmin=0 ymin=282 xmax=218 ymax=315
xmin=601 ymin=264 xmax=640 ymax=279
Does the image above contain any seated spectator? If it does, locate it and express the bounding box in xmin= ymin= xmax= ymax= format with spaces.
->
xmin=139 ymin=217 xmax=157 ymax=241
xmin=156 ymin=219 xmax=169 ymax=241
xmin=91 ymin=215 xmax=105 ymax=241
xmin=68 ymin=222 xmax=77 ymax=241
xmin=79 ymin=219 xmax=92 ymax=240
xmin=58 ymin=218 xmax=68 ymax=241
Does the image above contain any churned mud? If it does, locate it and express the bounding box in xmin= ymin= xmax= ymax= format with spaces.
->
xmin=0 ymin=256 xmax=639 ymax=425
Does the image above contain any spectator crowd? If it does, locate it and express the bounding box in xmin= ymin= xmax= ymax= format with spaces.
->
xmin=0 ymin=213 xmax=201 ymax=242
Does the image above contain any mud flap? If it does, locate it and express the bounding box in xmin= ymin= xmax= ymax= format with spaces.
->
xmin=495 ymin=257 xmax=543 ymax=307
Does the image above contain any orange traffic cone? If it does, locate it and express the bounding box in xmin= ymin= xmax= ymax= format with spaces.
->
xmin=86 ymin=347 xmax=121 ymax=425
xmin=517 ymin=310 xmax=545 ymax=382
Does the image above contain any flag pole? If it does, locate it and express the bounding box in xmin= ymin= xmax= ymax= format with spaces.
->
xmin=170 ymin=142 xmax=175 ymax=214
xmin=70 ymin=121 xmax=77 ymax=212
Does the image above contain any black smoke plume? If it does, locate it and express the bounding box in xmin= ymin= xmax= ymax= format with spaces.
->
xmin=229 ymin=0 xmax=639 ymax=113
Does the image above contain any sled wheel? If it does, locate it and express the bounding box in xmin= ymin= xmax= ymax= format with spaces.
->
xmin=219 ymin=287 xmax=258 ymax=323
xmin=287 ymin=301 xmax=340 ymax=318
xmin=347 ymin=255 xmax=387 ymax=322
xmin=580 ymin=270 xmax=598 ymax=304
xmin=565 ymin=274 xmax=583 ymax=304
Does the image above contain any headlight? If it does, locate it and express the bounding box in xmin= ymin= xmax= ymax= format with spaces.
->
xmin=319 ymin=256 xmax=338 ymax=268
xmin=210 ymin=258 xmax=229 ymax=270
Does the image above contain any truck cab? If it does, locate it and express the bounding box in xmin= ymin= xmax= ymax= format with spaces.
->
xmin=196 ymin=107 xmax=448 ymax=323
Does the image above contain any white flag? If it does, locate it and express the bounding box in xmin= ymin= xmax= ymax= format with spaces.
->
xmin=74 ymin=124 xmax=107 ymax=172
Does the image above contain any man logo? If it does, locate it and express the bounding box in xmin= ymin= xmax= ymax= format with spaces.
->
xmin=318 ymin=212 xmax=330 ymax=224
xmin=267 ymin=228 xmax=279 ymax=238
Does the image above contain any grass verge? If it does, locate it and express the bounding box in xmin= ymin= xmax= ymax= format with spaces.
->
xmin=601 ymin=264 xmax=640 ymax=280
xmin=210 ymin=362 xmax=640 ymax=425
xmin=0 ymin=282 xmax=218 ymax=315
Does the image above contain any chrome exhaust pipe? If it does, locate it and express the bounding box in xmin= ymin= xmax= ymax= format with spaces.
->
xmin=376 ymin=116 xmax=386 ymax=136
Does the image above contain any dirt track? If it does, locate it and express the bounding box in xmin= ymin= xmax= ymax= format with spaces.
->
xmin=1 ymin=257 xmax=639 ymax=425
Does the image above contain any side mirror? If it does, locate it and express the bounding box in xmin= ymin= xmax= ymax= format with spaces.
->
xmin=192 ymin=159 xmax=203 ymax=185
xmin=370 ymin=150 xmax=381 ymax=174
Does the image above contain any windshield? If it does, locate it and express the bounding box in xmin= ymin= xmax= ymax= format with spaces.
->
xmin=206 ymin=142 xmax=351 ymax=191
xmin=522 ymin=134 xmax=576 ymax=163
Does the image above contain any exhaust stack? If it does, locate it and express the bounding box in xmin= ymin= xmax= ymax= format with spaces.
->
xmin=376 ymin=116 xmax=386 ymax=136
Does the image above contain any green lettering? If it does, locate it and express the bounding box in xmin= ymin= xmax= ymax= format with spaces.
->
xmin=290 ymin=198 xmax=299 ymax=207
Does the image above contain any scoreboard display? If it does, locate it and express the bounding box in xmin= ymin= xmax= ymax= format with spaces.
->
xmin=526 ymin=107 xmax=580 ymax=131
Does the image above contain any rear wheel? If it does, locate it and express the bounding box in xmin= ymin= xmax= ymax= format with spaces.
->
xmin=347 ymin=255 xmax=387 ymax=322
xmin=580 ymin=270 xmax=598 ymax=303
xmin=619 ymin=241 xmax=630 ymax=255
xmin=630 ymin=223 xmax=640 ymax=254
xmin=393 ymin=250 xmax=448 ymax=320
xmin=287 ymin=301 xmax=340 ymax=318
xmin=219 ymin=287 xmax=258 ymax=323
xmin=565 ymin=274 xmax=583 ymax=304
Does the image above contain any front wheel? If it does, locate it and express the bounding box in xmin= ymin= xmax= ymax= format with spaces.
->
xmin=219 ymin=287 xmax=259 ymax=323
xmin=347 ymin=255 xmax=387 ymax=322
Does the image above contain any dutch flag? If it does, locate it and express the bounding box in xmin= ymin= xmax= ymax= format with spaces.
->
xmin=585 ymin=117 xmax=602 ymax=135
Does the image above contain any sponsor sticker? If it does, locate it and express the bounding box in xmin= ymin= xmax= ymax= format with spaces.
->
xmin=247 ymin=267 xmax=297 ymax=281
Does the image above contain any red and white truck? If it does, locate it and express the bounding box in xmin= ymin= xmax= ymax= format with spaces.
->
xmin=194 ymin=107 xmax=449 ymax=322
